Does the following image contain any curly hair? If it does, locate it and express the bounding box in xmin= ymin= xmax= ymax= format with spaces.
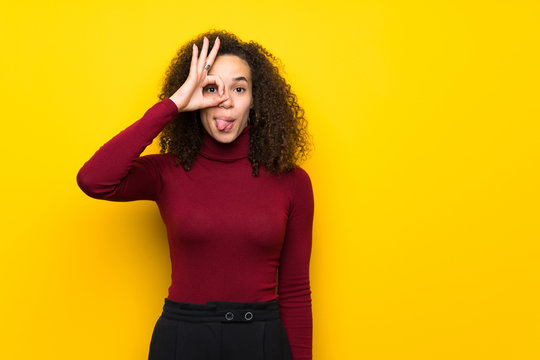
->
xmin=157 ymin=29 xmax=313 ymax=177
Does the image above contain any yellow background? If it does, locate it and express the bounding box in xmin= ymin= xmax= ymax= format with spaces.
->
xmin=1 ymin=0 xmax=539 ymax=359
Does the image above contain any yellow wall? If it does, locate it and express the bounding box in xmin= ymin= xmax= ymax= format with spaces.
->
xmin=1 ymin=0 xmax=539 ymax=359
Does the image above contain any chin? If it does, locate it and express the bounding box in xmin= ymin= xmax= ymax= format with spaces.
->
xmin=207 ymin=121 xmax=247 ymax=143
xmin=214 ymin=133 xmax=237 ymax=143
xmin=208 ymin=128 xmax=238 ymax=143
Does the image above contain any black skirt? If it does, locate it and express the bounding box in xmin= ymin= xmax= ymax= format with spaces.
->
xmin=148 ymin=298 xmax=293 ymax=360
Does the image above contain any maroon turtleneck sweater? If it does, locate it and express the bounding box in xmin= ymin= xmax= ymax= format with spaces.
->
xmin=76 ymin=97 xmax=314 ymax=360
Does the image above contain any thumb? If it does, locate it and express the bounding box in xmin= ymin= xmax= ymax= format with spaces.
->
xmin=199 ymin=94 xmax=229 ymax=109
xmin=213 ymin=94 xmax=229 ymax=106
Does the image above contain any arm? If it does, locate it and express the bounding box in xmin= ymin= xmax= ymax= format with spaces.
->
xmin=76 ymin=37 xmax=229 ymax=201
xmin=76 ymin=98 xmax=179 ymax=201
xmin=278 ymin=168 xmax=315 ymax=360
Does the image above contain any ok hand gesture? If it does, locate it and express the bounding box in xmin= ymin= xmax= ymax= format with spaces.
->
xmin=169 ymin=36 xmax=227 ymax=112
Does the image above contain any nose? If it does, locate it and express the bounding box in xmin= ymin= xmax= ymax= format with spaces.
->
xmin=218 ymin=89 xmax=233 ymax=109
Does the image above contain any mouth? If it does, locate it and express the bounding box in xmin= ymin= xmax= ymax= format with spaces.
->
xmin=214 ymin=117 xmax=235 ymax=132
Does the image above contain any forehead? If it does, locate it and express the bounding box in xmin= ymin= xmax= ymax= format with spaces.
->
xmin=209 ymin=55 xmax=251 ymax=82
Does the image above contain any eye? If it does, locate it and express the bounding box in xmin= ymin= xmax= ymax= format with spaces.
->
xmin=204 ymin=86 xmax=218 ymax=93
xmin=235 ymin=87 xmax=246 ymax=93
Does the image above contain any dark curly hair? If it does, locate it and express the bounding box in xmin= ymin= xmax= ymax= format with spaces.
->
xmin=157 ymin=29 xmax=313 ymax=177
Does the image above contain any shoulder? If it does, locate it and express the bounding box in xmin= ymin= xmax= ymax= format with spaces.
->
xmin=292 ymin=166 xmax=311 ymax=182
xmin=289 ymin=166 xmax=313 ymax=190
xmin=284 ymin=166 xmax=314 ymax=217
xmin=285 ymin=166 xmax=314 ymax=205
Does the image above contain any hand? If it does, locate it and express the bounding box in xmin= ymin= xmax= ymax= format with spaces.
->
xmin=169 ymin=36 xmax=228 ymax=112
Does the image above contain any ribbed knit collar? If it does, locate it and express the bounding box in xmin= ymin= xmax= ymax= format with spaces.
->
xmin=199 ymin=124 xmax=250 ymax=162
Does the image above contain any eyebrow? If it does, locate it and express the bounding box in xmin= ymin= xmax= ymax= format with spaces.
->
xmin=233 ymin=76 xmax=249 ymax=82
xmin=208 ymin=75 xmax=249 ymax=83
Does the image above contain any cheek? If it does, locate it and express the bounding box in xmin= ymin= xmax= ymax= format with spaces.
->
xmin=240 ymin=106 xmax=251 ymax=118
xmin=241 ymin=97 xmax=253 ymax=115
xmin=199 ymin=109 xmax=211 ymax=120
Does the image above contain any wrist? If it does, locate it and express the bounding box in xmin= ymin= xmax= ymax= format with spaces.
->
xmin=168 ymin=95 xmax=184 ymax=112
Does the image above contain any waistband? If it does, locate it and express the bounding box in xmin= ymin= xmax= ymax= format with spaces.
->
xmin=161 ymin=298 xmax=281 ymax=323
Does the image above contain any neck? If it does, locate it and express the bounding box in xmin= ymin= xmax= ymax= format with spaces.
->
xmin=199 ymin=125 xmax=251 ymax=162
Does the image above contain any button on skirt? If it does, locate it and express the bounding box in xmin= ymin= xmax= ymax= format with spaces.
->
xmin=148 ymin=298 xmax=293 ymax=360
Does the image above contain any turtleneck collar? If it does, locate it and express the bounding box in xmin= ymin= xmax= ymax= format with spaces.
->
xmin=199 ymin=125 xmax=250 ymax=162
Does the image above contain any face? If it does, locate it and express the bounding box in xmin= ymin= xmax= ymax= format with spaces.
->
xmin=199 ymin=55 xmax=254 ymax=143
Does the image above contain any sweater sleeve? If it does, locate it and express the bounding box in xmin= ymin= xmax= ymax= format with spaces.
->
xmin=278 ymin=167 xmax=314 ymax=360
xmin=76 ymin=98 xmax=179 ymax=202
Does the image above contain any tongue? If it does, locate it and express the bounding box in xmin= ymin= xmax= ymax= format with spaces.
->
xmin=216 ymin=119 xmax=234 ymax=131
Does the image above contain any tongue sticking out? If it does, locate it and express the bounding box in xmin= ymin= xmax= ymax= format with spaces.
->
xmin=216 ymin=119 xmax=234 ymax=132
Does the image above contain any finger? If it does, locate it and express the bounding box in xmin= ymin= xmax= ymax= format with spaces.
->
xmin=205 ymin=36 xmax=220 ymax=70
xmin=200 ymin=76 xmax=228 ymax=106
xmin=189 ymin=44 xmax=198 ymax=79
xmin=197 ymin=37 xmax=210 ymax=74
xmin=214 ymin=94 xmax=229 ymax=106
xmin=191 ymin=44 xmax=198 ymax=71
xmin=217 ymin=74 xmax=225 ymax=97
xmin=199 ymin=94 xmax=229 ymax=109
xmin=202 ymin=75 xmax=226 ymax=98
xmin=209 ymin=94 xmax=229 ymax=108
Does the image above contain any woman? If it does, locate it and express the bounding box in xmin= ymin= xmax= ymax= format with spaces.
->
xmin=77 ymin=29 xmax=314 ymax=360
